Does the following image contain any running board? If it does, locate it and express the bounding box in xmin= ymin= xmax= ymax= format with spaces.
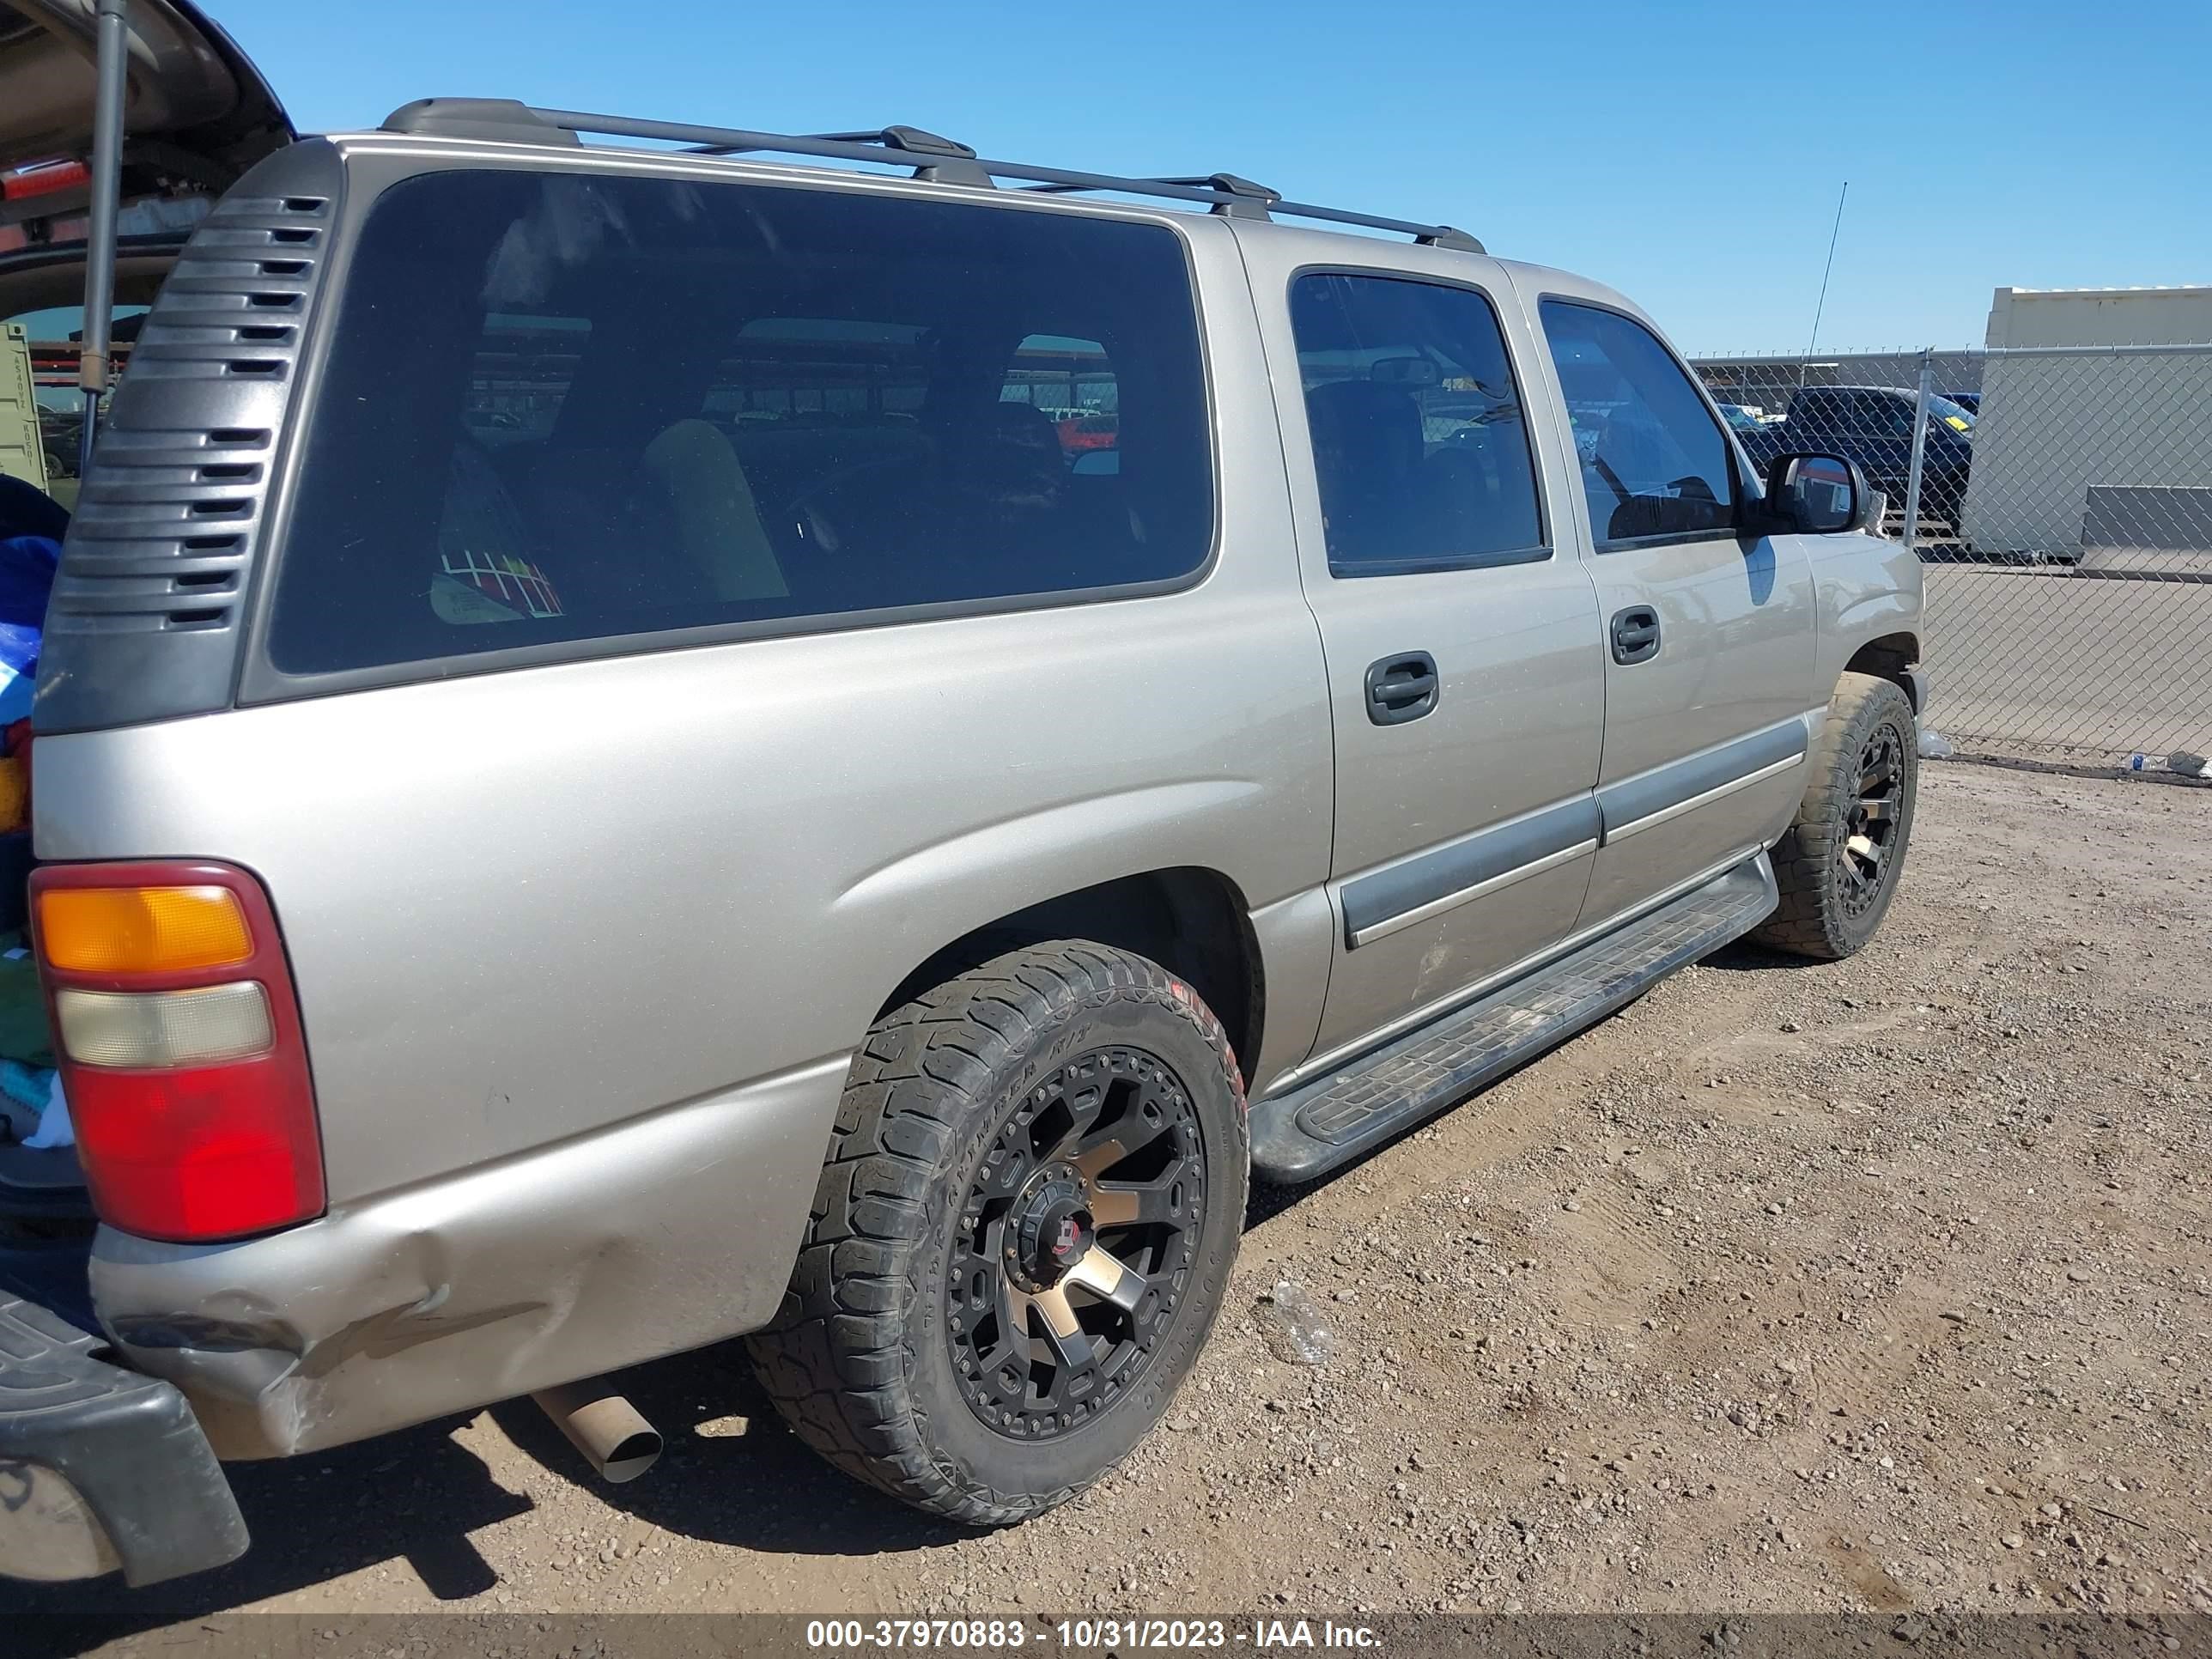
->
xmin=1250 ymin=853 xmax=1778 ymax=1182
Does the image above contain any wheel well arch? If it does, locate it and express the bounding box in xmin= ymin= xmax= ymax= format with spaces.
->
xmin=1844 ymin=631 xmax=1923 ymax=710
xmin=878 ymin=867 xmax=1265 ymax=1088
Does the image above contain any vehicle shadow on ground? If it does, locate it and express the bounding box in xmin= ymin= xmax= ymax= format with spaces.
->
xmin=16 ymin=1182 xmax=1335 ymax=1633
xmin=483 ymin=1346 xmax=964 ymax=1560
xmin=18 ymin=1345 xmax=967 ymax=1641
xmin=13 ymin=1413 xmax=532 ymax=1636
xmin=1242 ymin=937 xmax=1822 ymax=1226
xmin=1701 ymin=937 xmax=1828 ymax=973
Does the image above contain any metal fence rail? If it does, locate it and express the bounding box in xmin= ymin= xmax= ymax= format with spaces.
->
xmin=1694 ymin=345 xmax=2212 ymax=767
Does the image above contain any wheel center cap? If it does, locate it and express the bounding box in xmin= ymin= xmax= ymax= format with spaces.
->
xmin=1010 ymin=1165 xmax=1092 ymax=1288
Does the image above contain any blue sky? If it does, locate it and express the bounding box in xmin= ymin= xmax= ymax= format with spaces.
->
xmin=211 ymin=0 xmax=2209 ymax=355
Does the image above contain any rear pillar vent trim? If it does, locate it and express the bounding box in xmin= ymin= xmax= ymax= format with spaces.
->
xmin=37 ymin=141 xmax=346 ymax=734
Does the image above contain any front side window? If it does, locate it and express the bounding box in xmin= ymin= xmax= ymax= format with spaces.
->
xmin=1288 ymin=272 xmax=1544 ymax=575
xmin=269 ymin=173 xmax=1213 ymax=678
xmin=1860 ymin=393 xmax=1918 ymax=438
xmin=1540 ymin=300 xmax=1735 ymax=550
xmin=1788 ymin=388 xmax=1856 ymax=441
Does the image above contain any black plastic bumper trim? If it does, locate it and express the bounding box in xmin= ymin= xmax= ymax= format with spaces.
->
xmin=0 ymin=1293 xmax=247 ymax=1587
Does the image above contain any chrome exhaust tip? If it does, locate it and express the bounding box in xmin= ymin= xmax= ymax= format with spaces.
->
xmin=531 ymin=1379 xmax=662 ymax=1484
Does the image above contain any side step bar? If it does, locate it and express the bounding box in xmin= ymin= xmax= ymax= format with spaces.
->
xmin=1250 ymin=853 xmax=1778 ymax=1182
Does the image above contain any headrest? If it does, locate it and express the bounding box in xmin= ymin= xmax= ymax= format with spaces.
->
xmin=1304 ymin=380 xmax=1423 ymax=478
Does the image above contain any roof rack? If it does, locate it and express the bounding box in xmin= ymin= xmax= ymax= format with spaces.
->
xmin=379 ymin=100 xmax=1485 ymax=255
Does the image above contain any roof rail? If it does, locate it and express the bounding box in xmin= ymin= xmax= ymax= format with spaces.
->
xmin=378 ymin=100 xmax=1485 ymax=254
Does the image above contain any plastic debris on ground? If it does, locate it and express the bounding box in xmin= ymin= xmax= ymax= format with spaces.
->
xmin=1916 ymin=724 xmax=1954 ymax=760
xmin=1253 ymin=1278 xmax=1337 ymax=1366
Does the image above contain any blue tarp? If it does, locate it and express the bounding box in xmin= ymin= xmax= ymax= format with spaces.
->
xmin=0 ymin=535 xmax=60 ymax=720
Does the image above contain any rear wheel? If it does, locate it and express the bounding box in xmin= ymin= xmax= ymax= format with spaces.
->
xmin=1757 ymin=672 xmax=1917 ymax=960
xmin=745 ymin=941 xmax=1248 ymax=1523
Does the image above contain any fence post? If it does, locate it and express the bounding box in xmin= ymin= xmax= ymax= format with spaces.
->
xmin=1899 ymin=349 xmax=1934 ymax=551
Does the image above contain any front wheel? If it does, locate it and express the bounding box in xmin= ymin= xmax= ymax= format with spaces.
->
xmin=745 ymin=941 xmax=1248 ymax=1524
xmin=1756 ymin=672 xmax=1918 ymax=960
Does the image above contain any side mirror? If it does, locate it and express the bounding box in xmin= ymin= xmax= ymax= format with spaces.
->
xmin=1759 ymin=451 xmax=1875 ymax=535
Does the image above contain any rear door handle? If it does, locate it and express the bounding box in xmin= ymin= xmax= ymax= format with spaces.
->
xmin=1610 ymin=605 xmax=1662 ymax=665
xmin=1365 ymin=652 xmax=1439 ymax=725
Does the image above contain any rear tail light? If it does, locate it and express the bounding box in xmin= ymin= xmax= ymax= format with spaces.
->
xmin=0 ymin=161 xmax=90 ymax=203
xmin=39 ymin=884 xmax=254 ymax=974
xmin=31 ymin=862 xmax=324 ymax=1243
xmin=53 ymin=982 xmax=275 ymax=1068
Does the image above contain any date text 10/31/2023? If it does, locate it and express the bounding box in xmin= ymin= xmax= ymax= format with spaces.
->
xmin=804 ymin=1619 xmax=1383 ymax=1650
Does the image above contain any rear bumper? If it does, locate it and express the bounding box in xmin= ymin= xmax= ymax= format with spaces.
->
xmin=0 ymin=1291 xmax=246 ymax=1586
xmin=89 ymin=1054 xmax=848 ymax=1462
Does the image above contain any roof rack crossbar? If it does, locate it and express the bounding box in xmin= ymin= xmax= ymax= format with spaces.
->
xmin=516 ymin=106 xmax=1485 ymax=254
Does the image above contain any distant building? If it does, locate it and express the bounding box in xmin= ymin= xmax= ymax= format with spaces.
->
xmin=1962 ymin=286 xmax=2212 ymax=562
xmin=1984 ymin=284 xmax=2212 ymax=348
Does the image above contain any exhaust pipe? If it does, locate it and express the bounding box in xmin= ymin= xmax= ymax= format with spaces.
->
xmin=532 ymin=1379 xmax=662 ymax=1484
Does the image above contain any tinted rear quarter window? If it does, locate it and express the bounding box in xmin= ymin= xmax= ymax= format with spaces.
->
xmin=267 ymin=171 xmax=1214 ymax=678
xmin=1288 ymin=272 xmax=1545 ymax=575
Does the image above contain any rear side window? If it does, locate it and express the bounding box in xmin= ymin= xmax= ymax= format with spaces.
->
xmin=267 ymin=172 xmax=1213 ymax=678
xmin=1539 ymin=300 xmax=1735 ymax=550
xmin=1288 ymin=273 xmax=1544 ymax=574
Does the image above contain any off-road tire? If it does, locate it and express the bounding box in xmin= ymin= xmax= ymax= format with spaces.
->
xmin=1757 ymin=671 xmax=1918 ymax=960
xmin=745 ymin=941 xmax=1249 ymax=1524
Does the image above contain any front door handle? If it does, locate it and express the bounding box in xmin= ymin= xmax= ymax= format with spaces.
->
xmin=1610 ymin=605 xmax=1662 ymax=665
xmin=1365 ymin=652 xmax=1439 ymax=725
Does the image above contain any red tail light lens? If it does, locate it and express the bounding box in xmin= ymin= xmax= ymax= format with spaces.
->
xmin=31 ymin=862 xmax=324 ymax=1243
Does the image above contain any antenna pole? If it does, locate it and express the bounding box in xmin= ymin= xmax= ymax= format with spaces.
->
xmin=1799 ymin=179 xmax=1848 ymax=388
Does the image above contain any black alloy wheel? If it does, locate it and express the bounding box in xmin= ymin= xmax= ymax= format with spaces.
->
xmin=1838 ymin=722 xmax=1906 ymax=920
xmin=947 ymin=1044 xmax=1206 ymax=1438
xmin=1757 ymin=672 xmax=1919 ymax=960
xmin=746 ymin=940 xmax=1248 ymax=1524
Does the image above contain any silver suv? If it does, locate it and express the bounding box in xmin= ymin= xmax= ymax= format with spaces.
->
xmin=0 ymin=19 xmax=1923 ymax=1589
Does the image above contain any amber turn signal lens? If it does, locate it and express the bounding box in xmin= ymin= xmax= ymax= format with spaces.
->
xmin=38 ymin=885 xmax=255 ymax=975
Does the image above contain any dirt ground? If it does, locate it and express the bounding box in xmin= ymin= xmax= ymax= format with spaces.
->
xmin=27 ymin=762 xmax=2212 ymax=1641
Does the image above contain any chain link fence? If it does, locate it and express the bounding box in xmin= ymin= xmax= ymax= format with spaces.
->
xmin=1693 ymin=344 xmax=2212 ymax=771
